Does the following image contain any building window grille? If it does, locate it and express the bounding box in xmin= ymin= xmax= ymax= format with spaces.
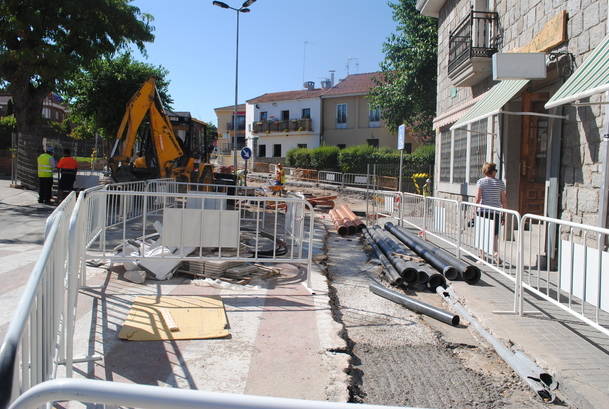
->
xmin=453 ymin=128 xmax=467 ymax=183
xmin=469 ymin=118 xmax=488 ymax=183
xmin=440 ymin=130 xmax=451 ymax=182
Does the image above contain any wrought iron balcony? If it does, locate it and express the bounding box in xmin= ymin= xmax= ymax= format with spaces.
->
xmin=448 ymin=9 xmax=498 ymax=86
xmin=252 ymin=118 xmax=313 ymax=134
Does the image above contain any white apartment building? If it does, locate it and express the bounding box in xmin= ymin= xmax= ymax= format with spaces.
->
xmin=245 ymin=88 xmax=323 ymax=160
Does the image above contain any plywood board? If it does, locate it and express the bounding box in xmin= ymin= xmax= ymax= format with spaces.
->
xmin=118 ymin=296 xmax=230 ymax=341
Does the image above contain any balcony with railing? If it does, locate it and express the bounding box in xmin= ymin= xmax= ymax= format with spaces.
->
xmin=448 ymin=9 xmax=498 ymax=87
xmin=252 ymin=118 xmax=313 ymax=134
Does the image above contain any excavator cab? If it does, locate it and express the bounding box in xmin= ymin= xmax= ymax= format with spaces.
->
xmin=109 ymin=77 xmax=198 ymax=183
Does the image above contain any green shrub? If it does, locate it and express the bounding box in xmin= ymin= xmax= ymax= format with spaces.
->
xmin=411 ymin=144 xmax=435 ymax=162
xmin=286 ymin=147 xmax=311 ymax=168
xmin=310 ymin=146 xmax=340 ymax=170
xmin=338 ymin=145 xmax=375 ymax=173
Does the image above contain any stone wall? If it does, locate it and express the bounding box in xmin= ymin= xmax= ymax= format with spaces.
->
xmin=435 ymin=0 xmax=608 ymax=225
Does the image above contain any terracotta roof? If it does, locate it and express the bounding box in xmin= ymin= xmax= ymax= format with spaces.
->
xmin=322 ymin=72 xmax=384 ymax=97
xmin=214 ymin=103 xmax=245 ymax=111
xmin=247 ymin=89 xmax=325 ymax=103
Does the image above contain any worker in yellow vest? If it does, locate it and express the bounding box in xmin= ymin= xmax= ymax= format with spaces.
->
xmin=37 ymin=148 xmax=55 ymax=204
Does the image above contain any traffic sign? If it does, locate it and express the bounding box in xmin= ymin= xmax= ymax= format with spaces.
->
xmin=240 ymin=147 xmax=252 ymax=160
xmin=397 ymin=124 xmax=406 ymax=150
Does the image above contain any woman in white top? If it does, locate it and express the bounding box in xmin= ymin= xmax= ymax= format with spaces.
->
xmin=474 ymin=162 xmax=507 ymax=264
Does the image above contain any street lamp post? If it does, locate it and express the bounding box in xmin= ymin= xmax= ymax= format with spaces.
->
xmin=213 ymin=0 xmax=256 ymax=175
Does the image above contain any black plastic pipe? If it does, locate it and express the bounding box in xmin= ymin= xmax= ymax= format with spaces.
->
xmin=369 ymin=279 xmax=459 ymax=326
xmin=362 ymin=228 xmax=403 ymax=286
xmin=427 ymin=273 xmax=447 ymax=292
xmin=369 ymin=228 xmax=418 ymax=283
xmin=385 ymin=222 xmax=481 ymax=284
xmin=384 ymin=222 xmax=459 ymax=280
xmin=413 ymin=238 xmax=481 ymax=284
xmin=384 ymin=222 xmax=481 ymax=283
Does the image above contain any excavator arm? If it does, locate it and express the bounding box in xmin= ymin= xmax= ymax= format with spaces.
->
xmin=110 ymin=78 xmax=184 ymax=180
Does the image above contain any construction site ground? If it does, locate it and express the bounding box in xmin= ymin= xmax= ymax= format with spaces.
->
xmin=3 ymin=177 xmax=609 ymax=408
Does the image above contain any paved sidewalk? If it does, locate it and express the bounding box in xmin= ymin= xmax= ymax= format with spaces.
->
xmin=421 ymin=231 xmax=609 ymax=409
xmin=63 ymin=221 xmax=351 ymax=405
xmin=0 ymin=180 xmax=53 ymax=340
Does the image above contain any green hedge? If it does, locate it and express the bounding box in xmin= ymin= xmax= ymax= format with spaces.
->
xmin=286 ymin=148 xmax=311 ymax=168
xmin=310 ymin=146 xmax=340 ymax=170
xmin=285 ymin=143 xmax=434 ymax=175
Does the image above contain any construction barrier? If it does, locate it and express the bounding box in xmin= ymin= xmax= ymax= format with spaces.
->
xmin=369 ymin=191 xmax=609 ymax=336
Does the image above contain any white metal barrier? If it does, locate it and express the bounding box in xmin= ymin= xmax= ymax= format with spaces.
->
xmin=518 ymin=214 xmax=609 ymax=337
xmin=399 ymin=192 xmax=427 ymax=231
xmin=84 ymin=188 xmax=315 ymax=288
xmin=459 ymin=202 xmax=521 ymax=283
xmin=318 ymin=171 xmax=343 ymax=185
xmin=376 ymin=191 xmax=609 ymax=335
xmin=8 ymin=379 xmax=419 ymax=409
xmin=343 ymin=172 xmax=374 ymax=187
xmin=369 ymin=190 xmax=402 ymax=225
xmin=424 ymin=196 xmax=460 ymax=250
xmin=0 ymin=192 xmax=77 ymax=407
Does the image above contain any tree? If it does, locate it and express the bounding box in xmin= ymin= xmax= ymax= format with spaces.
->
xmin=0 ymin=1 xmax=154 ymax=187
xmin=369 ymin=0 xmax=437 ymax=141
xmin=64 ymin=53 xmax=172 ymax=141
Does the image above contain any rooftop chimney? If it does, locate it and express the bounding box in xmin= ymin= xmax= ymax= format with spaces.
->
xmin=303 ymin=81 xmax=315 ymax=90
xmin=329 ymin=70 xmax=335 ymax=86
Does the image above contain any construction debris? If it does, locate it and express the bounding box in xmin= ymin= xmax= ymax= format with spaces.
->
xmin=124 ymin=270 xmax=146 ymax=284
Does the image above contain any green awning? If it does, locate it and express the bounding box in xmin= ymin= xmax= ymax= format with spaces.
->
xmin=546 ymin=34 xmax=609 ymax=109
xmin=450 ymin=79 xmax=529 ymax=130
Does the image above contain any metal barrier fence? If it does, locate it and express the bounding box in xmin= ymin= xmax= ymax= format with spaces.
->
xmin=368 ymin=190 xmax=402 ymax=225
xmin=343 ymin=173 xmax=373 ymax=187
xmin=371 ymin=191 xmax=609 ymax=335
xmin=317 ymin=171 xmax=343 ymax=185
xmin=459 ymin=202 xmax=521 ymax=285
xmin=7 ymin=378 xmax=414 ymax=409
xmin=399 ymin=192 xmax=427 ymax=231
xmin=424 ymin=196 xmax=460 ymax=250
xmin=0 ymin=193 xmax=77 ymax=408
xmin=518 ymin=214 xmax=609 ymax=337
xmin=84 ymin=188 xmax=315 ymax=288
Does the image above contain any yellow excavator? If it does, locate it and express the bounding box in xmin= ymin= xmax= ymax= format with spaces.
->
xmin=109 ymin=77 xmax=213 ymax=184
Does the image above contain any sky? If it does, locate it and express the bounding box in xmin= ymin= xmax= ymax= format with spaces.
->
xmin=131 ymin=0 xmax=396 ymax=125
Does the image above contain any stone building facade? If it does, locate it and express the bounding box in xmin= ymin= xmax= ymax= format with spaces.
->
xmin=418 ymin=0 xmax=609 ymax=227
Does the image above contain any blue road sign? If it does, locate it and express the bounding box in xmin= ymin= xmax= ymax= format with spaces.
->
xmin=240 ymin=147 xmax=252 ymax=160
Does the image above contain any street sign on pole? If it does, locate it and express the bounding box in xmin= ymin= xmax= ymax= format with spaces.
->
xmin=397 ymin=124 xmax=406 ymax=192
xmin=240 ymin=147 xmax=252 ymax=160
xmin=397 ymin=124 xmax=406 ymax=150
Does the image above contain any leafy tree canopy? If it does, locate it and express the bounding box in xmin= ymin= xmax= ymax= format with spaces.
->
xmin=64 ymin=52 xmax=172 ymax=139
xmin=0 ymin=0 xmax=155 ymax=129
xmin=0 ymin=0 xmax=156 ymax=187
xmin=369 ymin=0 xmax=437 ymax=140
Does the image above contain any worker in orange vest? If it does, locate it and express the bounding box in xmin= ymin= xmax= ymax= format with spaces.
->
xmin=56 ymin=148 xmax=78 ymax=201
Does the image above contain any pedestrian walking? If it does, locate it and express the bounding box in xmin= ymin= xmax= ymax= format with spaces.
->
xmin=474 ymin=162 xmax=507 ymax=264
xmin=37 ymin=148 xmax=55 ymax=204
xmin=56 ymin=148 xmax=78 ymax=201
